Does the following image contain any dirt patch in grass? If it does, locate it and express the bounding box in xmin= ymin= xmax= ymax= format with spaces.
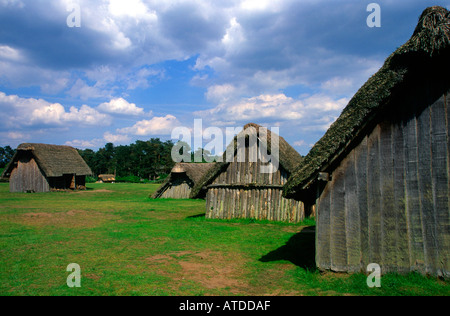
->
xmin=146 ymin=250 xmax=249 ymax=294
xmin=17 ymin=210 xmax=117 ymax=228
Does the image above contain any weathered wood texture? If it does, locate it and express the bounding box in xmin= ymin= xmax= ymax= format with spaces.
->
xmin=9 ymin=155 xmax=50 ymax=193
xmin=206 ymin=145 xmax=305 ymax=223
xmin=316 ymin=91 xmax=450 ymax=278
xmin=160 ymin=176 xmax=193 ymax=199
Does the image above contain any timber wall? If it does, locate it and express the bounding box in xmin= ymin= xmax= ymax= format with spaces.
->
xmin=9 ymin=156 xmax=50 ymax=193
xmin=160 ymin=177 xmax=193 ymax=199
xmin=206 ymin=150 xmax=305 ymax=223
xmin=316 ymin=91 xmax=450 ymax=278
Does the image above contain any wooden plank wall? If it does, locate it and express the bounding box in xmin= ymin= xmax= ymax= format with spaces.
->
xmin=160 ymin=177 xmax=193 ymax=199
xmin=205 ymin=146 xmax=305 ymax=223
xmin=206 ymin=186 xmax=305 ymax=223
xmin=9 ymin=157 xmax=50 ymax=193
xmin=316 ymin=92 xmax=450 ymax=277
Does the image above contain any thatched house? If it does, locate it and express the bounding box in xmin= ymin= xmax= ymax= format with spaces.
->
xmin=151 ymin=163 xmax=216 ymax=199
xmin=284 ymin=6 xmax=450 ymax=278
xmin=2 ymin=143 xmax=92 ymax=193
xmin=190 ymin=123 xmax=306 ymax=223
xmin=98 ymin=174 xmax=116 ymax=183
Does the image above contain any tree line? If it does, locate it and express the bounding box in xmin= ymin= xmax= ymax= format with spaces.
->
xmin=78 ymin=139 xmax=219 ymax=181
xmin=78 ymin=139 xmax=176 ymax=181
xmin=0 ymin=140 xmax=218 ymax=181
xmin=0 ymin=146 xmax=15 ymax=169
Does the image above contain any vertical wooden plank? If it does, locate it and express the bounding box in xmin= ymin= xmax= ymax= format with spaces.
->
xmin=316 ymin=183 xmax=331 ymax=271
xmin=343 ymin=150 xmax=361 ymax=273
xmin=379 ymin=121 xmax=396 ymax=273
xmin=330 ymin=164 xmax=347 ymax=272
xmin=404 ymin=114 xmax=425 ymax=272
xmin=392 ymin=120 xmax=409 ymax=273
xmin=367 ymin=125 xmax=382 ymax=266
xmin=417 ymin=105 xmax=437 ymax=275
xmin=356 ymin=136 xmax=369 ymax=270
xmin=431 ymin=92 xmax=450 ymax=277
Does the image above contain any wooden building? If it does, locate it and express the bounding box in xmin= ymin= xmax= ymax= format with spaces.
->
xmin=2 ymin=143 xmax=92 ymax=193
xmin=283 ymin=6 xmax=450 ymax=278
xmin=151 ymin=163 xmax=216 ymax=199
xmin=190 ymin=123 xmax=305 ymax=223
xmin=98 ymin=174 xmax=116 ymax=183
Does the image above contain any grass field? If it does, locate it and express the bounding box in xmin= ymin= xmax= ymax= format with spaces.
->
xmin=0 ymin=183 xmax=448 ymax=296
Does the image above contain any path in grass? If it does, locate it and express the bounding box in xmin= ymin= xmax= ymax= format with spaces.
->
xmin=0 ymin=183 xmax=448 ymax=296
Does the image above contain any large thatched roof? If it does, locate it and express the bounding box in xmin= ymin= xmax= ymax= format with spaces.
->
xmin=2 ymin=143 xmax=92 ymax=178
xmin=283 ymin=6 xmax=450 ymax=198
xmin=151 ymin=162 xmax=216 ymax=198
xmin=189 ymin=123 xmax=303 ymax=199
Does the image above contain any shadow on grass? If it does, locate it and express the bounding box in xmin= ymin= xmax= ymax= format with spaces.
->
xmin=259 ymin=226 xmax=316 ymax=270
xmin=187 ymin=213 xmax=206 ymax=220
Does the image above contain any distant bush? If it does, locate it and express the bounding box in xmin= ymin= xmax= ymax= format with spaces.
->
xmin=115 ymin=176 xmax=143 ymax=183
xmin=86 ymin=176 xmax=97 ymax=183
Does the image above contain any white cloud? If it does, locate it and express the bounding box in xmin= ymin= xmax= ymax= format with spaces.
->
xmin=67 ymin=79 xmax=111 ymax=100
xmin=65 ymin=138 xmax=105 ymax=149
xmin=118 ymin=115 xmax=180 ymax=136
xmin=103 ymin=132 xmax=131 ymax=144
xmin=0 ymin=92 xmax=111 ymax=128
xmin=293 ymin=140 xmax=306 ymax=147
xmin=0 ymin=60 xmax=71 ymax=94
xmin=321 ymin=77 xmax=354 ymax=95
xmin=98 ymin=98 xmax=145 ymax=116
xmin=65 ymin=131 xmax=132 ymax=149
xmin=108 ymin=0 xmax=156 ymax=20
xmin=196 ymin=92 xmax=348 ymax=135
xmin=205 ymin=84 xmax=237 ymax=103
xmin=197 ymin=94 xmax=304 ymax=123
xmin=6 ymin=131 xmax=27 ymax=140
xmin=0 ymin=45 xmax=25 ymax=62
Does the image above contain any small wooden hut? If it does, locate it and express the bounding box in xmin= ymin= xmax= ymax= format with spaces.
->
xmin=2 ymin=143 xmax=92 ymax=193
xmin=190 ymin=123 xmax=306 ymax=223
xmin=283 ymin=6 xmax=450 ymax=278
xmin=151 ymin=163 xmax=216 ymax=199
xmin=98 ymin=174 xmax=116 ymax=183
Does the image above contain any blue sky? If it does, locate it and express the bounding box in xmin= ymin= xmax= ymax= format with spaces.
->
xmin=0 ymin=0 xmax=449 ymax=155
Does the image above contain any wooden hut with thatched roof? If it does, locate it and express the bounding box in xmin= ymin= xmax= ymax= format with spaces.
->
xmin=98 ymin=174 xmax=116 ymax=183
xmin=190 ymin=123 xmax=306 ymax=223
xmin=151 ymin=162 xmax=216 ymax=199
xmin=2 ymin=143 xmax=92 ymax=193
xmin=283 ymin=6 xmax=450 ymax=278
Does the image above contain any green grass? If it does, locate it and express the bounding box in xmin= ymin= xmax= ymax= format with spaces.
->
xmin=0 ymin=183 xmax=448 ymax=296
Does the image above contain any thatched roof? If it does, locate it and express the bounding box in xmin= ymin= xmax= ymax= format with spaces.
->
xmin=2 ymin=143 xmax=92 ymax=178
xmin=283 ymin=6 xmax=450 ymax=198
xmin=151 ymin=162 xmax=216 ymax=198
xmin=189 ymin=123 xmax=303 ymax=199
xmin=98 ymin=174 xmax=116 ymax=182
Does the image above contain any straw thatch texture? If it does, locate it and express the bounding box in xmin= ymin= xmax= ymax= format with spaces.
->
xmin=98 ymin=174 xmax=116 ymax=183
xmin=2 ymin=143 xmax=92 ymax=192
xmin=151 ymin=163 xmax=216 ymax=199
xmin=190 ymin=123 xmax=303 ymax=199
xmin=3 ymin=143 xmax=92 ymax=178
xmin=284 ymin=6 xmax=450 ymax=198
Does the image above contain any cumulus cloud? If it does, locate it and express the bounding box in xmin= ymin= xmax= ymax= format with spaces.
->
xmin=98 ymin=98 xmax=146 ymax=116
xmin=0 ymin=91 xmax=111 ymax=129
xmin=65 ymin=139 xmax=105 ymax=149
xmin=196 ymin=93 xmax=347 ymax=127
xmin=67 ymin=79 xmax=111 ymax=101
xmin=103 ymin=132 xmax=131 ymax=144
xmin=118 ymin=115 xmax=180 ymax=136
